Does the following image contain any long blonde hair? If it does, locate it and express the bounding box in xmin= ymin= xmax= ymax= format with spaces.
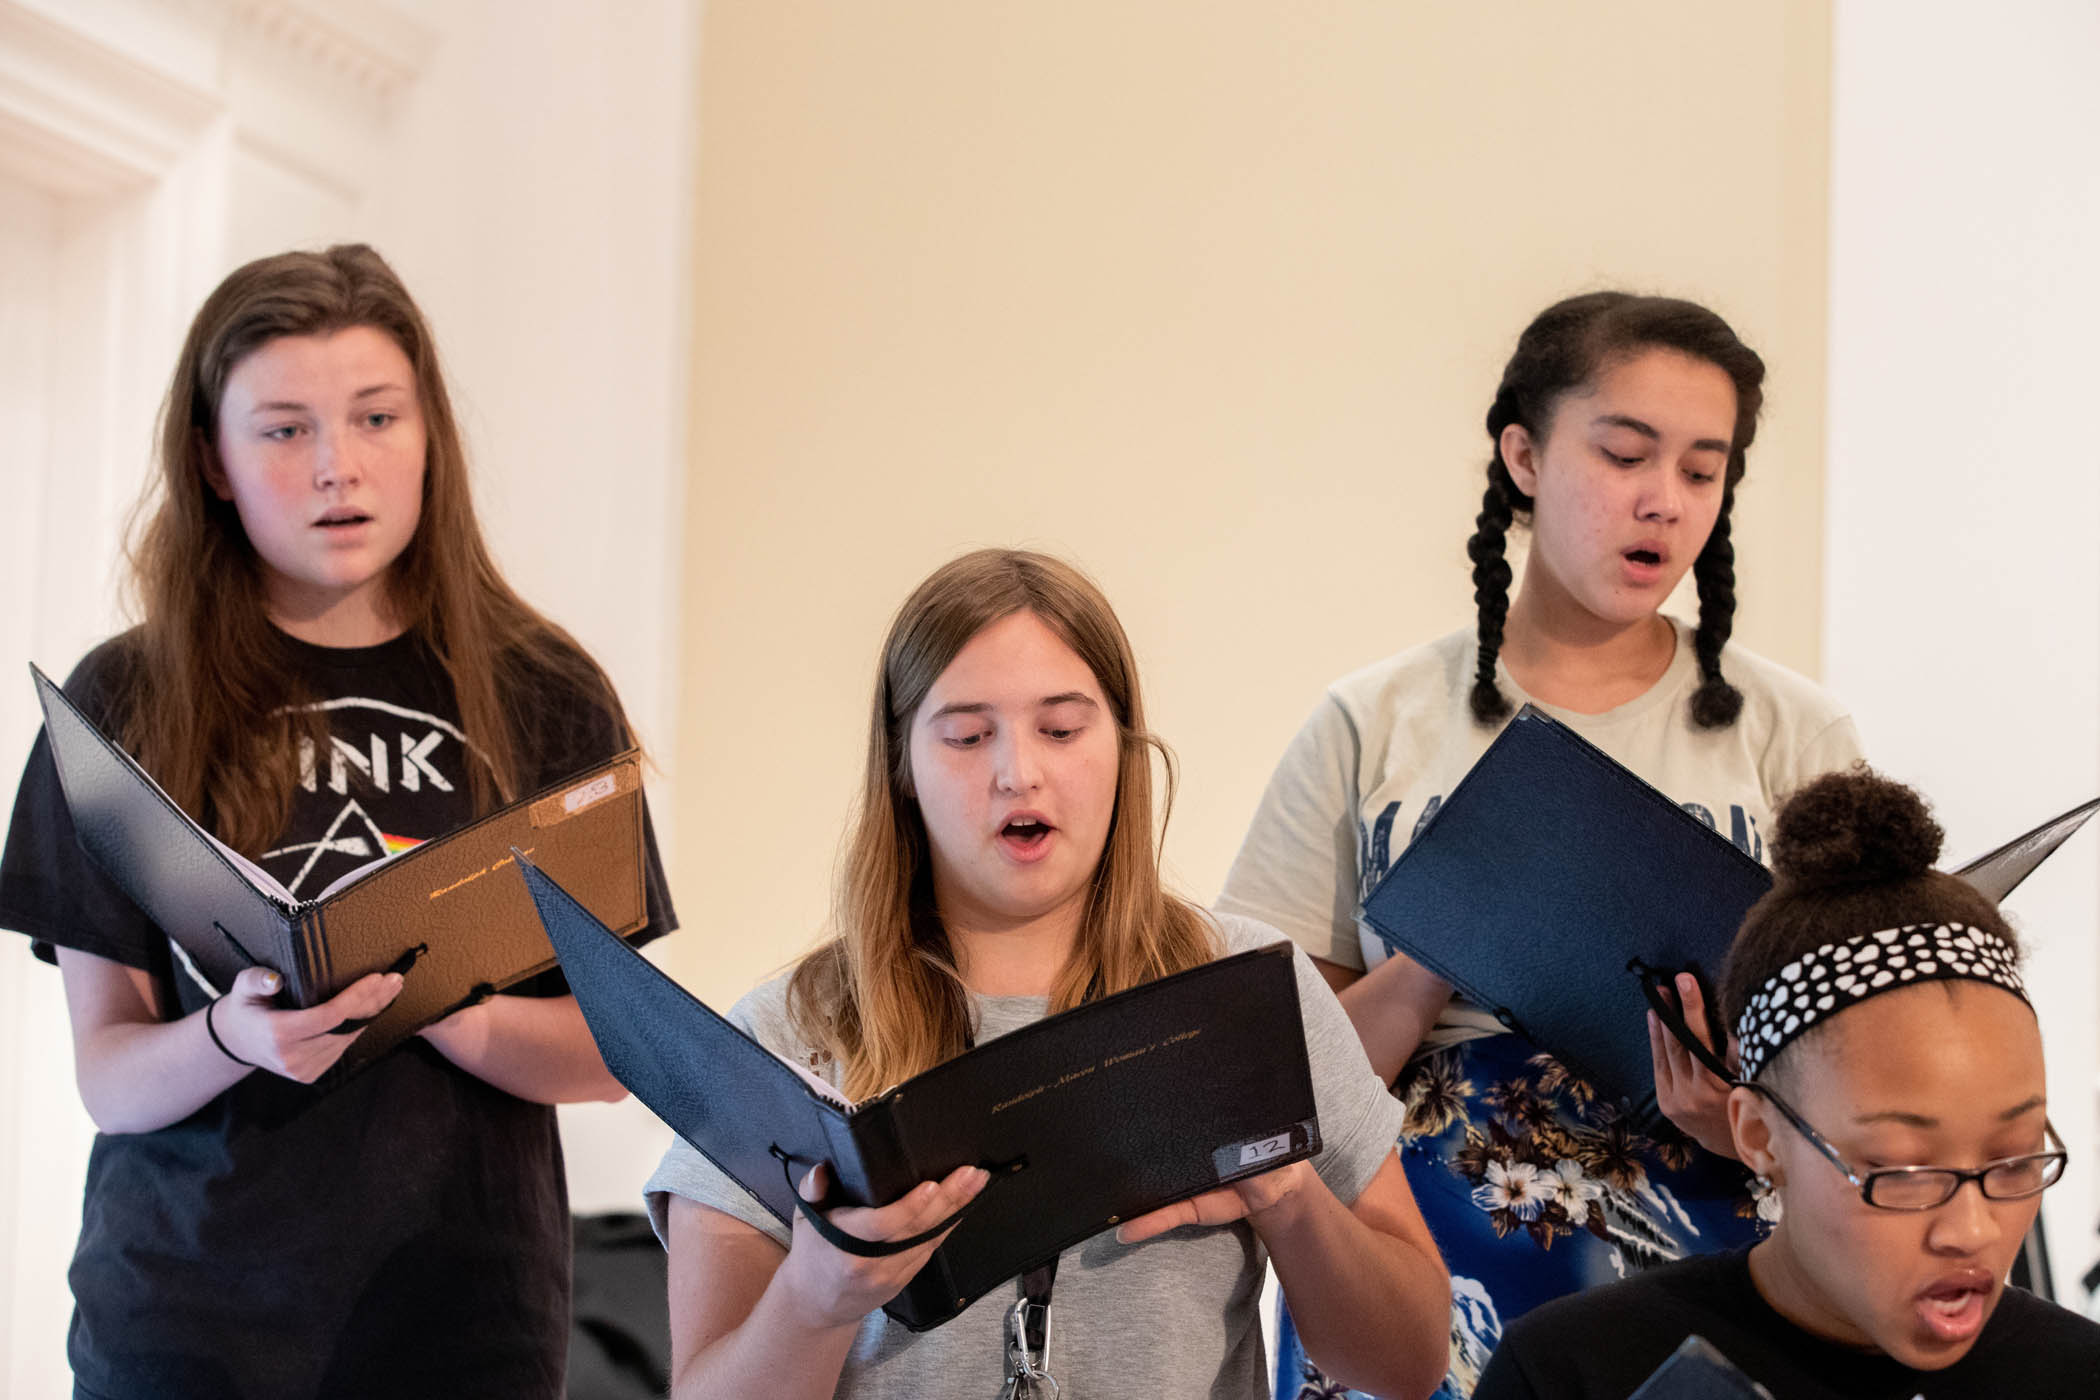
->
xmin=123 ymin=244 xmax=625 ymax=853
xmin=788 ymin=549 xmax=1216 ymax=1099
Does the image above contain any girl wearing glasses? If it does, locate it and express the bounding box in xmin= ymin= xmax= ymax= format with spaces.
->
xmin=1473 ymin=768 xmax=2100 ymax=1398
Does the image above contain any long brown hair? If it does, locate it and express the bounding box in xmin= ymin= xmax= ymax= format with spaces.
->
xmin=123 ymin=243 xmax=624 ymax=852
xmin=788 ymin=549 xmax=1216 ymax=1099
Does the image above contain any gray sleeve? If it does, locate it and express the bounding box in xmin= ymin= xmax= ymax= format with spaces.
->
xmin=644 ymin=1135 xmax=791 ymax=1250
xmin=1216 ymin=696 xmax=1368 ymax=970
xmin=642 ymin=977 xmax=804 ymax=1251
xmin=1211 ymin=913 xmax=1403 ymax=1204
xmin=1296 ymin=940 xmax=1405 ymax=1203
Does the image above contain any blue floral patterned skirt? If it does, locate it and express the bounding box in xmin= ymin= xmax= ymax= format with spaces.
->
xmin=1275 ymin=1031 xmax=1770 ymax=1400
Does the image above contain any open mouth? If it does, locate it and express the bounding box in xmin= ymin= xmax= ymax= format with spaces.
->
xmin=999 ymin=817 xmax=1053 ymax=851
xmin=1624 ymin=548 xmax=1662 ymax=567
xmin=1915 ymin=1279 xmax=1989 ymax=1342
xmin=316 ymin=510 xmax=372 ymax=530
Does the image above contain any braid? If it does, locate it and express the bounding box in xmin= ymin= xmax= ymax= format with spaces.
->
xmin=1468 ymin=389 xmax=1528 ymax=725
xmin=1689 ymin=487 xmax=1744 ymax=728
xmin=1473 ymin=292 xmax=1763 ymax=731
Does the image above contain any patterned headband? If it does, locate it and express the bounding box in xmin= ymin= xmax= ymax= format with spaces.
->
xmin=1735 ymin=923 xmax=2028 ymax=1081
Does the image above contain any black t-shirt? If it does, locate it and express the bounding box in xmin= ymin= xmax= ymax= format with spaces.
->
xmin=1474 ymin=1247 xmax=2100 ymax=1400
xmin=0 ymin=630 xmax=676 ymax=1400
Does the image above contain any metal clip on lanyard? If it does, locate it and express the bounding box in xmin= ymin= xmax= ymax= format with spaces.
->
xmin=998 ymin=1260 xmax=1059 ymax=1400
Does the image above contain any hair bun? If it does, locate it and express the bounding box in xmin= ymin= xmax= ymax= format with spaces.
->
xmin=1770 ymin=766 xmax=1942 ymax=890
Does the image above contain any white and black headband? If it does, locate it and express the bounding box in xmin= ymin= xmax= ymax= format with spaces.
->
xmin=1734 ymin=922 xmax=2028 ymax=1082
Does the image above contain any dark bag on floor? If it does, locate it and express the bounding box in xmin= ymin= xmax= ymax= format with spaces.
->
xmin=568 ymin=1212 xmax=671 ymax=1400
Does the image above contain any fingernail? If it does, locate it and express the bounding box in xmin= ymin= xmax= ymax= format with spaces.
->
xmin=386 ymin=973 xmax=405 ymax=991
xmin=261 ymin=972 xmax=281 ymax=993
xmin=1678 ymin=973 xmax=1694 ymax=991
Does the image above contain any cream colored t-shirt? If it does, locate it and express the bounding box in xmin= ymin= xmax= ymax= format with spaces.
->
xmin=1216 ymin=619 xmax=1863 ymax=1048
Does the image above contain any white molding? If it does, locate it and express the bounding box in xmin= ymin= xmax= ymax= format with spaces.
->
xmin=227 ymin=0 xmax=437 ymax=103
xmin=0 ymin=0 xmax=440 ymax=205
xmin=214 ymin=0 xmax=440 ymax=222
xmin=0 ymin=2 xmax=440 ymax=1382
xmin=0 ymin=1 xmax=221 ymax=194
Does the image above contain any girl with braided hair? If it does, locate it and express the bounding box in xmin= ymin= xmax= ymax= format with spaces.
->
xmin=1217 ymin=292 xmax=1864 ymax=1398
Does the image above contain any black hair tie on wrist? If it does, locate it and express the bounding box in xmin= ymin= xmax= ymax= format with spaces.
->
xmin=205 ymin=997 xmax=260 ymax=1070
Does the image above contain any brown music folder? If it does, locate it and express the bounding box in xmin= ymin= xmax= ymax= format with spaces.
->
xmin=32 ymin=662 xmax=648 ymax=1080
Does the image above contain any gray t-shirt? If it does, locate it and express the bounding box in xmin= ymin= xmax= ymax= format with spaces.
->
xmin=644 ymin=912 xmax=1405 ymax=1399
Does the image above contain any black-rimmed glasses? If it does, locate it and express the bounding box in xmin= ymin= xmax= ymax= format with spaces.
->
xmin=1752 ymin=1084 xmax=2068 ymax=1211
xmin=1634 ymin=963 xmax=2070 ymax=1210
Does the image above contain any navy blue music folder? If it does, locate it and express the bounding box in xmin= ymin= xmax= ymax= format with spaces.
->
xmin=1360 ymin=707 xmax=1768 ymax=1123
xmin=1359 ymin=706 xmax=2093 ymax=1123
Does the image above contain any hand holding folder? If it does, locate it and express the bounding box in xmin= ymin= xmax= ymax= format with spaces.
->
xmin=514 ymin=853 xmax=1324 ymax=1331
xmin=31 ymin=663 xmax=651 ymax=1082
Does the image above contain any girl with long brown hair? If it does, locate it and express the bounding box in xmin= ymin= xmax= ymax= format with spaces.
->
xmin=0 ymin=243 xmax=675 ymax=1398
xmin=646 ymin=548 xmax=1450 ymax=1400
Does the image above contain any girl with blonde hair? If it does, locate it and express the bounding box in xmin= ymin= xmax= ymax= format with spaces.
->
xmin=647 ymin=548 xmax=1450 ymax=1399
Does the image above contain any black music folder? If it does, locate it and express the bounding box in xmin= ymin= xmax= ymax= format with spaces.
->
xmin=1361 ymin=705 xmax=2095 ymax=1121
xmin=1629 ymin=1336 xmax=1776 ymax=1399
xmin=32 ymin=663 xmax=649 ymax=1077
xmin=516 ymin=854 xmax=1322 ymax=1331
xmin=1958 ymin=794 xmax=2100 ymax=903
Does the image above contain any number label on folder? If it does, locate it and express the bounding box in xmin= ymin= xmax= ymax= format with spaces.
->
xmin=564 ymin=773 xmax=619 ymax=814
xmin=528 ymin=757 xmax=639 ymax=829
xmin=1212 ymin=1120 xmax=1318 ymax=1183
xmin=1239 ymin=1133 xmax=1293 ymax=1166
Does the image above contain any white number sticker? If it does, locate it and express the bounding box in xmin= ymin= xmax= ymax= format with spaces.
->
xmin=1238 ymin=1133 xmax=1294 ymax=1167
xmin=563 ymin=773 xmax=619 ymax=814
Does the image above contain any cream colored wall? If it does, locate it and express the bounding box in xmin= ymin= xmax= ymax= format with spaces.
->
xmin=670 ymin=1 xmax=1832 ymax=1004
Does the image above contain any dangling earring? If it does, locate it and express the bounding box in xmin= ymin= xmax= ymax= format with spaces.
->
xmin=1750 ymin=1173 xmax=1783 ymax=1232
